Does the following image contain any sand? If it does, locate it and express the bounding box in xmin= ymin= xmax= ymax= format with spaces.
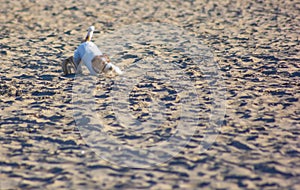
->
xmin=0 ymin=0 xmax=299 ymax=189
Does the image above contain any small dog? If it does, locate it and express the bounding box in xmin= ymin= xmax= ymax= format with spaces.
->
xmin=62 ymin=26 xmax=122 ymax=75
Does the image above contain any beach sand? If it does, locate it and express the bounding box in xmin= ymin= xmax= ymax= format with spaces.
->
xmin=0 ymin=0 xmax=299 ymax=189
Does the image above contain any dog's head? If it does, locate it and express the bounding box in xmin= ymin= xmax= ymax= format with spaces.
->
xmin=92 ymin=54 xmax=113 ymax=73
xmin=92 ymin=54 xmax=123 ymax=75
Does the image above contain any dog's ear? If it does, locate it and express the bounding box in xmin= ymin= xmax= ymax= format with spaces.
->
xmin=92 ymin=55 xmax=106 ymax=73
xmin=103 ymin=54 xmax=111 ymax=63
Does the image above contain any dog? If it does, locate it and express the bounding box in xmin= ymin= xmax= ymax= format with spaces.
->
xmin=62 ymin=26 xmax=123 ymax=76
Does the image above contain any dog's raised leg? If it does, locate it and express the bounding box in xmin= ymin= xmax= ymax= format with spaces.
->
xmin=62 ymin=56 xmax=81 ymax=75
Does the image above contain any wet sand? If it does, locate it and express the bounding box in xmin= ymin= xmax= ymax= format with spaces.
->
xmin=1 ymin=0 xmax=300 ymax=189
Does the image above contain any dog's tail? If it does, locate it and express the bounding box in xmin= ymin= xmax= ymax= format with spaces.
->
xmin=84 ymin=26 xmax=95 ymax=42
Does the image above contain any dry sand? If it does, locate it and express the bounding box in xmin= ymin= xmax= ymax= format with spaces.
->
xmin=1 ymin=0 xmax=300 ymax=189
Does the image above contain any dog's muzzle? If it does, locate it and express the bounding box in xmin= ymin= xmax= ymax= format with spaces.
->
xmin=103 ymin=62 xmax=113 ymax=73
xmin=92 ymin=55 xmax=123 ymax=75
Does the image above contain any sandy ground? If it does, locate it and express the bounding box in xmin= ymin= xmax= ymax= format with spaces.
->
xmin=0 ymin=0 xmax=300 ymax=189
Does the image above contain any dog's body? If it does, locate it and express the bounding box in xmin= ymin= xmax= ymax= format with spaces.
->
xmin=62 ymin=26 xmax=122 ymax=76
xmin=73 ymin=41 xmax=106 ymax=75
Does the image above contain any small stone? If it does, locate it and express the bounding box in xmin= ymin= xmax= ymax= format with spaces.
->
xmin=1 ymin=50 xmax=7 ymax=55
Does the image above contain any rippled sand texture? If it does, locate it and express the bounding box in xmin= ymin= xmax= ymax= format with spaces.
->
xmin=1 ymin=0 xmax=299 ymax=189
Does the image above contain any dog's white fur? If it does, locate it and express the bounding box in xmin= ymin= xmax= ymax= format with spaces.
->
xmin=62 ymin=26 xmax=122 ymax=75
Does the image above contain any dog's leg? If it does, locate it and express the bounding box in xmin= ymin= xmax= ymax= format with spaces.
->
xmin=62 ymin=58 xmax=70 ymax=75
xmin=75 ymin=62 xmax=83 ymax=74
xmin=62 ymin=56 xmax=77 ymax=75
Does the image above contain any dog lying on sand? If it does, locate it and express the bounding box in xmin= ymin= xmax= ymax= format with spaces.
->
xmin=62 ymin=26 xmax=123 ymax=75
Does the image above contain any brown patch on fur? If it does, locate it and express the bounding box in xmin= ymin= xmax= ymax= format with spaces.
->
xmin=92 ymin=54 xmax=111 ymax=73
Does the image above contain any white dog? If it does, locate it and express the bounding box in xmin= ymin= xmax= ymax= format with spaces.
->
xmin=62 ymin=26 xmax=122 ymax=75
